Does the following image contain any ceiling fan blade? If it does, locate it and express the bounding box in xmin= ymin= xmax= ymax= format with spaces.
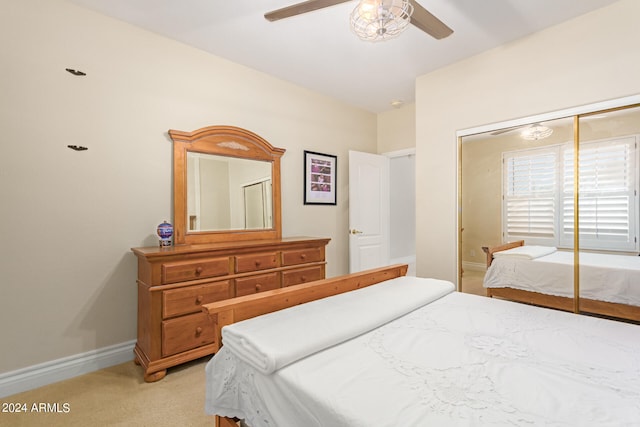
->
xmin=265 ymin=0 xmax=352 ymax=22
xmin=491 ymin=126 xmax=522 ymax=136
xmin=409 ymin=0 xmax=453 ymax=39
xmin=490 ymin=122 xmax=553 ymax=136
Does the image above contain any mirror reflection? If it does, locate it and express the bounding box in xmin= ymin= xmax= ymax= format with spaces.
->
xmin=459 ymin=104 xmax=640 ymax=322
xmin=460 ymin=116 xmax=574 ymax=296
xmin=187 ymin=152 xmax=273 ymax=232
xmin=578 ymin=106 xmax=640 ymax=314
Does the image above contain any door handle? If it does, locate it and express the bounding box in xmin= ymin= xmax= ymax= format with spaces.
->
xmin=349 ymin=229 xmax=363 ymax=235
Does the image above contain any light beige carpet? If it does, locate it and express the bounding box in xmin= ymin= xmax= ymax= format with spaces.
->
xmin=1 ymin=356 xmax=213 ymax=426
xmin=460 ymin=269 xmax=486 ymax=296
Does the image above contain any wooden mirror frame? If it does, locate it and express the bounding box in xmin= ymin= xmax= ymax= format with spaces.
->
xmin=169 ymin=125 xmax=285 ymax=245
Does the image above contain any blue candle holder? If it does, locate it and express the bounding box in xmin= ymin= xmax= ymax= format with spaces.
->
xmin=157 ymin=221 xmax=173 ymax=247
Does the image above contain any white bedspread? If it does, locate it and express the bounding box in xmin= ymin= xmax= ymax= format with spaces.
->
xmin=484 ymin=250 xmax=640 ymax=306
xmin=205 ymin=289 xmax=640 ymax=426
xmin=221 ymin=276 xmax=454 ymax=374
xmin=491 ymin=245 xmax=557 ymax=260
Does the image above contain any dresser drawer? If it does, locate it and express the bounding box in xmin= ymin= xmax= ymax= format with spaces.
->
xmin=161 ymin=257 xmax=230 ymax=284
xmin=235 ymin=252 xmax=278 ymax=273
xmin=235 ymin=272 xmax=280 ymax=297
xmin=162 ymin=281 xmax=232 ymax=319
xmin=162 ymin=312 xmax=216 ymax=357
xmin=282 ymin=265 xmax=324 ymax=287
xmin=281 ymin=247 xmax=324 ymax=266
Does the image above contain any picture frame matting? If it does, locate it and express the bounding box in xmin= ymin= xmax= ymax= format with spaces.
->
xmin=304 ymin=150 xmax=337 ymax=205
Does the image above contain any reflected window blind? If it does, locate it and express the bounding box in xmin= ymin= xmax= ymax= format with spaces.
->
xmin=502 ymin=136 xmax=638 ymax=252
xmin=503 ymin=149 xmax=557 ymax=244
xmin=562 ymin=137 xmax=637 ymax=250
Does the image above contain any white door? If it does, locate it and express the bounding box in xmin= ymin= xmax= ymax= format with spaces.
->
xmin=349 ymin=150 xmax=390 ymax=273
xmin=244 ymin=182 xmax=265 ymax=229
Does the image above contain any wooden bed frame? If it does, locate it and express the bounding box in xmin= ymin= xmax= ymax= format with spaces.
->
xmin=482 ymin=240 xmax=640 ymax=322
xmin=201 ymin=264 xmax=409 ymax=427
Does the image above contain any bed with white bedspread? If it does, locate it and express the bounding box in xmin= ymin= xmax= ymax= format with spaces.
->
xmin=482 ymin=240 xmax=640 ymax=321
xmin=485 ymin=247 xmax=640 ymax=306
xmin=204 ymin=269 xmax=640 ymax=427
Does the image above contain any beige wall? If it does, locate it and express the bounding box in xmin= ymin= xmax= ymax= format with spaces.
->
xmin=416 ymin=0 xmax=640 ymax=281
xmin=377 ymin=103 xmax=416 ymax=153
xmin=0 ymin=0 xmax=376 ymax=373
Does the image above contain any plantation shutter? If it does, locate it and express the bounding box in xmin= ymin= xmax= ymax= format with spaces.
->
xmin=562 ymin=137 xmax=637 ymax=250
xmin=503 ymin=149 xmax=557 ymax=245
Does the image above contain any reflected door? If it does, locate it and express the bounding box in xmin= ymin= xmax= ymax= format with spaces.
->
xmin=244 ymin=180 xmax=272 ymax=229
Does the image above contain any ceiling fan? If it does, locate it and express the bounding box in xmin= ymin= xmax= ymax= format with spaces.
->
xmin=491 ymin=123 xmax=555 ymax=140
xmin=264 ymin=0 xmax=453 ymax=41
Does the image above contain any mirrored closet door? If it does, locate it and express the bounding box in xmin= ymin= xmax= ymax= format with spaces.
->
xmin=577 ymin=105 xmax=640 ymax=319
xmin=459 ymin=100 xmax=640 ymax=322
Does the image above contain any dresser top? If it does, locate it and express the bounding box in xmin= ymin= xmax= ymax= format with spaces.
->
xmin=131 ymin=236 xmax=330 ymax=259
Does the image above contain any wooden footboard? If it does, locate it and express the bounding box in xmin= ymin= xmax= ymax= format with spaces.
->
xmin=487 ymin=287 xmax=640 ymax=322
xmin=203 ymin=263 xmax=408 ymax=352
xmin=486 ymin=287 xmax=574 ymax=311
xmin=481 ymin=240 xmax=524 ymax=268
xmin=204 ymin=264 xmax=409 ymax=427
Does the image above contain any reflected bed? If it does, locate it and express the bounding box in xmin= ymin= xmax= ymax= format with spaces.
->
xmin=482 ymin=240 xmax=640 ymax=321
xmin=202 ymin=265 xmax=640 ymax=427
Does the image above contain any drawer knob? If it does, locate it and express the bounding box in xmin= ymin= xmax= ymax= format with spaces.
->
xmin=195 ymin=267 xmax=203 ymax=275
xmin=255 ymin=260 xmax=261 ymax=267
xmin=255 ymin=284 xmax=262 ymax=292
xmin=300 ymin=254 xmax=306 ymax=260
xmin=195 ymin=295 xmax=203 ymax=304
xmin=195 ymin=327 xmax=203 ymax=336
xmin=300 ymin=276 xmax=307 ymax=282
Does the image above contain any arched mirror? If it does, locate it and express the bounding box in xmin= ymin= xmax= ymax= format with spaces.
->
xmin=170 ymin=125 xmax=285 ymax=245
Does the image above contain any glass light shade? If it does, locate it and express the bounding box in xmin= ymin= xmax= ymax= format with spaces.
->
xmin=521 ymin=124 xmax=554 ymax=140
xmin=350 ymin=0 xmax=414 ymax=42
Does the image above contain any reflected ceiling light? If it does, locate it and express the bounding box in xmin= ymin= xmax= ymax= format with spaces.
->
xmin=521 ymin=123 xmax=553 ymax=140
xmin=350 ymin=0 xmax=414 ymax=42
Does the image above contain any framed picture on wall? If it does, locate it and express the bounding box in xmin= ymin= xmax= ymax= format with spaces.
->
xmin=304 ymin=150 xmax=337 ymax=205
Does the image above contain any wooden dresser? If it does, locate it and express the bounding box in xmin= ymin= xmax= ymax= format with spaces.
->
xmin=131 ymin=236 xmax=330 ymax=382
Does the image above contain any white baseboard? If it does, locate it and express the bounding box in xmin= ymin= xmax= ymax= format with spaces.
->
xmin=0 ymin=340 xmax=136 ymax=398
xmin=462 ymin=261 xmax=487 ymax=272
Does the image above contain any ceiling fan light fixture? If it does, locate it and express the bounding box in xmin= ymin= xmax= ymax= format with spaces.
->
xmin=521 ymin=123 xmax=553 ymax=141
xmin=350 ymin=0 xmax=414 ymax=42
